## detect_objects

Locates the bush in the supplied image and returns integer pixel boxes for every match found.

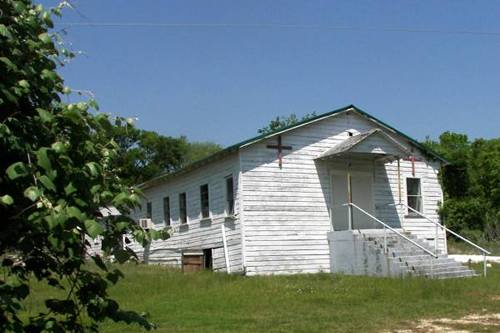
[440,198,485,234]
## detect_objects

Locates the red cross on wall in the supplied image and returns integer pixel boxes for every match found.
[266,135,292,169]
[402,155,422,177]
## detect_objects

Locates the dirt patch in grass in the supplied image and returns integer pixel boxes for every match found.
[389,313,500,333]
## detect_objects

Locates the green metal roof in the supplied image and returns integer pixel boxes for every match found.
[140,104,447,189]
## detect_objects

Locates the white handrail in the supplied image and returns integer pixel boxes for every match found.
[389,202,491,256]
[389,202,490,277]
[343,203,438,258]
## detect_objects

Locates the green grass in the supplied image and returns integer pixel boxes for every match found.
[447,238,500,256]
[22,264,500,333]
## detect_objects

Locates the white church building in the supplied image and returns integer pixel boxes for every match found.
[128,105,479,278]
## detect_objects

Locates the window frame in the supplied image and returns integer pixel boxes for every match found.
[200,184,210,219]
[163,196,170,226]
[179,192,187,224]
[225,175,235,216]
[406,177,423,216]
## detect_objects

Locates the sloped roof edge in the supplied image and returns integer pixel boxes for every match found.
[316,128,412,159]
[139,104,447,189]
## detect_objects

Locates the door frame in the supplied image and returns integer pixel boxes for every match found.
[329,169,375,230]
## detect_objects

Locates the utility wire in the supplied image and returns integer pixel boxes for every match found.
[58,22,500,37]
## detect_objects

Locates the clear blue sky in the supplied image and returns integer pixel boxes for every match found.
[41,0,500,146]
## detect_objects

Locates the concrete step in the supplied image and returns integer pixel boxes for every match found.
[401,257,456,264]
[428,270,478,279]
[389,249,432,257]
[406,268,477,279]
[358,230,479,279]
[370,241,434,254]
[397,261,461,270]
[411,265,470,274]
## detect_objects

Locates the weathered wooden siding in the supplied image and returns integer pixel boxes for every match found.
[240,110,445,275]
[128,154,244,272]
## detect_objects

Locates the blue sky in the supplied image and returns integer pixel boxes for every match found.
[41,0,500,146]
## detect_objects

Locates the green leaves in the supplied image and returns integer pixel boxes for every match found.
[24,186,40,202]
[85,162,101,178]
[37,108,54,123]
[0,195,14,206]
[0,24,13,39]
[64,182,77,196]
[38,32,52,45]
[85,219,104,238]
[39,175,56,192]
[51,141,67,154]
[113,248,136,264]
[0,3,157,332]
[40,68,59,82]
[36,148,52,172]
[105,269,124,284]
[6,162,28,180]
[18,80,29,89]
[0,57,17,71]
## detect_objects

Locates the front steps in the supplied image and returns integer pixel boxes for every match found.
[362,232,478,279]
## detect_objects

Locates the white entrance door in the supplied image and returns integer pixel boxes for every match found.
[331,172,376,230]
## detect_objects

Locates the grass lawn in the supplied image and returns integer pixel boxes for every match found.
[22,263,500,333]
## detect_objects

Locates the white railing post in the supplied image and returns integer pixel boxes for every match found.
[483,254,487,277]
[221,224,231,274]
[430,256,434,278]
[435,223,439,254]
[348,204,352,230]
[383,226,387,254]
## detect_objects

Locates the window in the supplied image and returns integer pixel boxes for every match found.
[163,197,170,226]
[179,193,187,224]
[200,184,210,219]
[203,249,213,270]
[406,178,422,215]
[225,176,234,215]
[146,202,152,219]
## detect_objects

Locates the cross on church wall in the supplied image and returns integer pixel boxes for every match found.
[402,154,422,177]
[266,135,292,169]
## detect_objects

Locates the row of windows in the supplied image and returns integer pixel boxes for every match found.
[146,176,235,226]
[146,176,422,224]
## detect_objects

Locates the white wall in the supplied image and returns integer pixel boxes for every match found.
[128,154,244,272]
[240,110,445,275]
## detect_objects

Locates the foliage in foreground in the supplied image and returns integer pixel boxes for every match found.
[423,132,500,241]
[0,1,165,331]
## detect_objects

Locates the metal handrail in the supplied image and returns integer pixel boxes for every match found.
[389,202,491,276]
[389,203,491,255]
[343,203,438,259]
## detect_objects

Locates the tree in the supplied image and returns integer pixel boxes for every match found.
[112,125,188,185]
[111,127,222,185]
[0,2,163,331]
[422,132,470,198]
[258,112,316,134]
[423,132,500,240]
[183,140,222,165]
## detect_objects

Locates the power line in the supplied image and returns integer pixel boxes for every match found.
[58,22,500,37]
